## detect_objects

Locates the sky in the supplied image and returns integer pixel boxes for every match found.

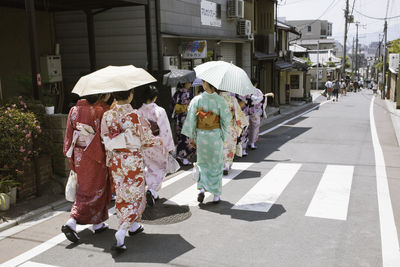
[277,0,400,47]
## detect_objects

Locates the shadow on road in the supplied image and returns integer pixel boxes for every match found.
[199,200,286,222]
[65,228,195,263]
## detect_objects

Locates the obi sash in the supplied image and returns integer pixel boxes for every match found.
[174,104,188,114]
[65,122,95,158]
[196,108,220,130]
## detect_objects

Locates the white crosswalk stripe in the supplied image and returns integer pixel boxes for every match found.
[232,163,302,212]
[19,261,59,267]
[164,162,253,206]
[305,165,354,220]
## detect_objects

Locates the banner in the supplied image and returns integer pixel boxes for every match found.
[182,40,207,59]
[201,0,221,27]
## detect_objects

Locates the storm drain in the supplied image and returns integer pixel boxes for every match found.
[141,199,191,225]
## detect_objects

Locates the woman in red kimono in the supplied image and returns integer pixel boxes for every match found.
[62,94,112,243]
[101,89,161,251]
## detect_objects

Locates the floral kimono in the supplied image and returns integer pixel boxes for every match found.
[138,103,175,192]
[101,104,161,230]
[63,100,111,225]
[181,92,231,196]
[235,94,250,155]
[248,88,267,145]
[219,92,249,168]
[172,87,196,162]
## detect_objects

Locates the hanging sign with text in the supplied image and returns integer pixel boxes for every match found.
[182,40,207,59]
[201,0,221,27]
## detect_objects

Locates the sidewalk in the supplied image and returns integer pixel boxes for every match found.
[385,99,400,147]
[0,98,319,233]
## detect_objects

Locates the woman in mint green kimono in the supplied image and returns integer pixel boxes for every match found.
[182,81,232,203]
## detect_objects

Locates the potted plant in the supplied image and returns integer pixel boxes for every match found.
[43,95,55,114]
[0,174,19,209]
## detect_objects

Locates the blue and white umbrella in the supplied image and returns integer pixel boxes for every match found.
[191,78,202,87]
[194,61,255,96]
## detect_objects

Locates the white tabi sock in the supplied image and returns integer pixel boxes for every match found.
[115,229,127,247]
[149,189,159,199]
[200,188,205,194]
[129,222,141,232]
[66,218,76,232]
[213,195,220,202]
[93,222,107,231]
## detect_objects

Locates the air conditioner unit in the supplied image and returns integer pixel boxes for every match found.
[237,20,251,37]
[163,56,179,70]
[227,0,244,19]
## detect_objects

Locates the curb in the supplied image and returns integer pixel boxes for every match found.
[0,199,69,233]
[260,102,314,128]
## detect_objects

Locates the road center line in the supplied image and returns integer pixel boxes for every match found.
[260,100,329,136]
[305,165,354,220]
[370,95,400,267]
[232,163,301,212]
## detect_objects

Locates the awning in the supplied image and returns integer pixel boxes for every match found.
[275,60,293,70]
[161,33,250,43]
[254,51,278,61]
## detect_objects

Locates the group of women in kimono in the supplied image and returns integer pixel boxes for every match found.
[61,77,273,252]
[62,85,174,251]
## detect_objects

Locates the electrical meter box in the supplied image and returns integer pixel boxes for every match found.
[40,55,62,83]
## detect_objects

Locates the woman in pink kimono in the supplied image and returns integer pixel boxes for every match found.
[62,94,112,243]
[138,86,175,206]
[101,89,161,251]
[218,91,249,175]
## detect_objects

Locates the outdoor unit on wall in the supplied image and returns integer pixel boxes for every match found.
[237,20,251,37]
[40,55,62,83]
[227,0,244,19]
[163,56,179,70]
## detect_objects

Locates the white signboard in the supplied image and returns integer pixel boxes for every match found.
[182,40,207,59]
[201,0,221,27]
[389,53,399,73]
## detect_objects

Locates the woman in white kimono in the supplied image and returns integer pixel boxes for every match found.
[138,86,175,206]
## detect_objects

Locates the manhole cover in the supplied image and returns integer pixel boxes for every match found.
[141,199,191,225]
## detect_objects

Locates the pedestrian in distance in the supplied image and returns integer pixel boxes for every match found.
[181,80,232,204]
[235,93,250,157]
[247,78,274,150]
[325,79,333,100]
[172,82,196,166]
[62,93,112,243]
[372,81,378,94]
[333,80,340,102]
[101,89,162,251]
[340,79,347,96]
[218,90,248,175]
[137,86,175,207]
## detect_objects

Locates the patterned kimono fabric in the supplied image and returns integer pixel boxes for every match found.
[63,100,111,225]
[235,94,250,155]
[101,104,161,230]
[138,103,175,192]
[248,88,266,146]
[181,92,231,196]
[219,92,249,169]
[172,87,196,162]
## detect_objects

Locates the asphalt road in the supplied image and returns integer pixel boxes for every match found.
[1,90,400,267]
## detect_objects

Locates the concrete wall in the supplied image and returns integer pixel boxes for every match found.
[289,70,304,98]
[0,7,55,100]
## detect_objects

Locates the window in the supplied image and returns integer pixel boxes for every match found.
[290,75,300,89]
[307,25,312,32]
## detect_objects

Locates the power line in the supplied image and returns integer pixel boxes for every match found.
[353,8,400,20]
[293,0,339,28]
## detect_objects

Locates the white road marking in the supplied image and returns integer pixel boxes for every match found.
[1,209,115,267]
[260,100,329,136]
[305,165,354,220]
[164,162,253,206]
[232,163,301,212]
[162,169,193,189]
[370,95,400,266]
[19,261,59,266]
[0,211,65,242]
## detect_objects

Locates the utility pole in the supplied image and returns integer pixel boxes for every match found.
[376,34,382,83]
[355,22,360,81]
[352,37,355,77]
[342,0,349,79]
[382,20,388,99]
[316,40,320,90]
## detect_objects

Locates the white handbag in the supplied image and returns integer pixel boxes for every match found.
[192,163,200,182]
[166,154,180,174]
[65,170,77,202]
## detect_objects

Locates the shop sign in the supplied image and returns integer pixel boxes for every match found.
[182,40,207,59]
[201,0,221,27]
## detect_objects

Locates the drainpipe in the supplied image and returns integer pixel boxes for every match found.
[155,0,163,71]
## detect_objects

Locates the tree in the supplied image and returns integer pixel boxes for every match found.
[388,39,400,54]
